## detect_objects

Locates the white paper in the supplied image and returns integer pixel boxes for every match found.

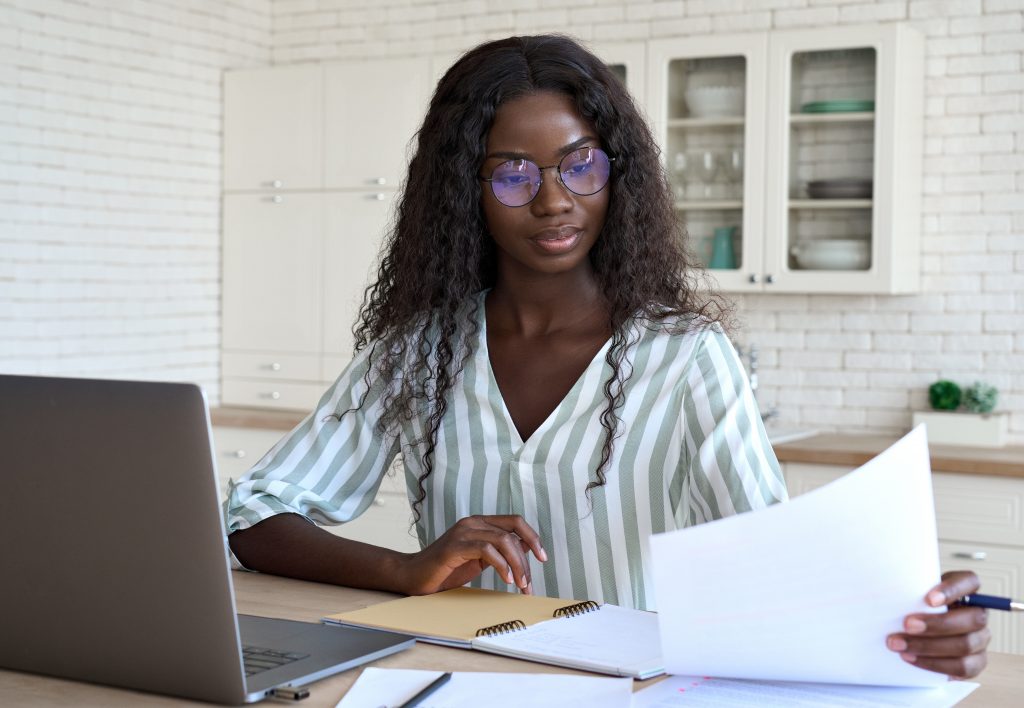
[631,675,979,708]
[336,667,632,708]
[650,426,945,686]
[471,604,664,678]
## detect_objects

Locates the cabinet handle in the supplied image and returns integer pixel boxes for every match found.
[748,273,759,284]
[952,551,987,561]
[266,362,282,371]
[270,179,283,188]
[228,449,246,459]
[375,177,386,185]
[374,193,385,201]
[765,274,776,284]
[262,195,283,203]
[260,391,281,400]
[373,498,386,506]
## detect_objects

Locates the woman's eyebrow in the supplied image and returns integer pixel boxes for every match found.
[485,136,598,161]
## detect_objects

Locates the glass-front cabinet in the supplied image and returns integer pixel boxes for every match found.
[649,24,924,294]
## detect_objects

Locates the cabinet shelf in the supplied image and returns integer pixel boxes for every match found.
[789,199,872,209]
[674,200,743,210]
[789,111,874,126]
[667,117,745,129]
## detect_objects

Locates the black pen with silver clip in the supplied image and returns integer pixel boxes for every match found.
[958,594,1024,612]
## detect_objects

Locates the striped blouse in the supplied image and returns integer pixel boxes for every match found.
[225,292,787,611]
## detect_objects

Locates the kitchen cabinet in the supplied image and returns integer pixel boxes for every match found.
[223,65,323,192]
[221,59,430,410]
[323,59,433,190]
[647,24,923,294]
[212,425,420,553]
[783,462,1024,655]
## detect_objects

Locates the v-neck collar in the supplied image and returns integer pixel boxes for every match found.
[476,290,614,452]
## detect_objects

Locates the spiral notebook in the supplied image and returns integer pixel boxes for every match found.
[322,587,663,679]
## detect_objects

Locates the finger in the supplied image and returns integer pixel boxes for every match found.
[456,527,532,590]
[889,627,991,658]
[902,606,988,638]
[484,515,548,562]
[927,571,981,607]
[469,541,520,587]
[899,651,988,679]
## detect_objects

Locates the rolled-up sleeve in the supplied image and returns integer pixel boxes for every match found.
[224,344,400,534]
[676,327,788,526]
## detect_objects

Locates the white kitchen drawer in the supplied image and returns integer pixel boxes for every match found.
[321,353,352,383]
[212,425,290,491]
[933,473,1024,547]
[939,541,1023,655]
[781,462,851,496]
[223,351,320,382]
[222,379,325,412]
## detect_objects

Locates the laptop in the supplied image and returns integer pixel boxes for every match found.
[0,374,415,704]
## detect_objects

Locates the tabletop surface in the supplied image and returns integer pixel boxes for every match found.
[1,571,1020,706]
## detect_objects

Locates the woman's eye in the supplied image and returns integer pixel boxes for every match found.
[566,162,592,176]
[498,174,531,186]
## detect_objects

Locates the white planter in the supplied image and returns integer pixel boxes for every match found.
[912,411,1009,448]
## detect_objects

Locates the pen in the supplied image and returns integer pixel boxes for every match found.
[396,671,451,708]
[958,594,1024,612]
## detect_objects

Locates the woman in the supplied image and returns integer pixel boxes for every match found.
[227,35,989,679]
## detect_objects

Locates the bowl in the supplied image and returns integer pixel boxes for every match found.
[791,239,870,270]
[806,179,873,199]
[684,85,744,117]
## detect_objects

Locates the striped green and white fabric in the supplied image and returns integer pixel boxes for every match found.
[225,292,787,611]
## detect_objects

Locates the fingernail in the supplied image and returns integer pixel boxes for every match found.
[506,569,514,584]
[887,637,907,652]
[539,547,548,562]
[521,574,529,588]
[901,652,917,663]
[906,618,926,634]
[927,590,946,606]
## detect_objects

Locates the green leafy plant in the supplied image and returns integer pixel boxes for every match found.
[963,381,998,414]
[928,380,962,411]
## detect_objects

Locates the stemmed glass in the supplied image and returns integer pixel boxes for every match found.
[671,152,688,201]
[693,150,719,200]
[722,148,744,200]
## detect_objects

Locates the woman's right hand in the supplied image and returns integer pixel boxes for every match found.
[397,515,547,596]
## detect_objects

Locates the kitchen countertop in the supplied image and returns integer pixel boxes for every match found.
[212,408,1023,480]
[774,433,1024,480]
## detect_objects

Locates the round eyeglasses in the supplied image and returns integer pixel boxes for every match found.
[480,147,615,207]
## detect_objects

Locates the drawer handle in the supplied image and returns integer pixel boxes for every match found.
[228,449,246,459]
[265,362,282,371]
[373,498,385,506]
[952,551,987,561]
[260,391,281,400]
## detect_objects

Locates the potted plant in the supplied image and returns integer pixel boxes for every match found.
[912,380,1008,447]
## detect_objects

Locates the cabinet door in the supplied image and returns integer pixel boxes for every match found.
[647,34,768,293]
[223,65,323,191]
[222,193,323,353]
[763,24,923,293]
[781,461,851,496]
[323,58,432,190]
[321,191,398,360]
[588,40,647,107]
[211,425,287,495]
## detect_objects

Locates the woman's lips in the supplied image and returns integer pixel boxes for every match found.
[531,227,582,255]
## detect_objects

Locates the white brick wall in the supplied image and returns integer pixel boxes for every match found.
[3,0,1021,442]
[1,0,272,400]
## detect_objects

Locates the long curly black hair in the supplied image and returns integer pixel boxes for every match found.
[352,34,729,518]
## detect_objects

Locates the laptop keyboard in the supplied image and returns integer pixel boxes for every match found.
[242,645,310,676]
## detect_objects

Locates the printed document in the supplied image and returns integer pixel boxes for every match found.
[650,426,946,687]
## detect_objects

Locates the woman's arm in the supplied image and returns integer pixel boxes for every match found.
[228,512,547,595]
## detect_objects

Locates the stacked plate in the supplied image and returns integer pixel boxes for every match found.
[791,239,870,270]
[806,179,873,199]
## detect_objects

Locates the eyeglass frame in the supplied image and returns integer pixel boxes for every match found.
[478,146,617,207]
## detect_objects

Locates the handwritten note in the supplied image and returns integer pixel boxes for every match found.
[650,426,946,687]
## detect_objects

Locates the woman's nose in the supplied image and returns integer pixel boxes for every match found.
[530,168,573,215]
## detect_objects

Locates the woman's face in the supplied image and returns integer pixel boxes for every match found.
[480,91,610,281]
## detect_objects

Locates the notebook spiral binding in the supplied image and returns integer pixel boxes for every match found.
[475,619,527,637]
[553,600,600,618]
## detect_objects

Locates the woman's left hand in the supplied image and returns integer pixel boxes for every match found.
[887,570,990,679]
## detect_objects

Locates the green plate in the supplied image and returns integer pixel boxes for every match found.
[801,100,875,113]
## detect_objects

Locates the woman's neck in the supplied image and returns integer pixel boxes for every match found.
[487,267,608,338]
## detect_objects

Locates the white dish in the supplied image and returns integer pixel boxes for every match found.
[791,239,870,270]
[684,85,744,117]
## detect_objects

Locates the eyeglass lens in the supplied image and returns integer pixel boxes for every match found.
[488,147,611,207]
